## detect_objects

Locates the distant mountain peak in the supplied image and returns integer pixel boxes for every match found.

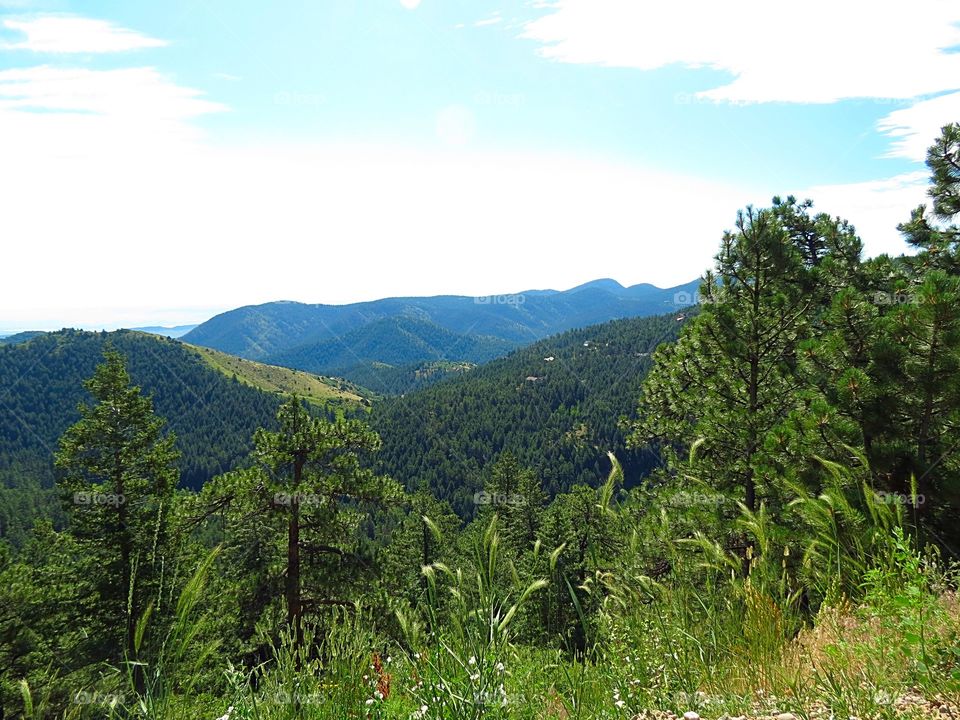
[566,278,627,294]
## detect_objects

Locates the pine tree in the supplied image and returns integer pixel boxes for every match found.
[880,124,960,535]
[869,270,960,525]
[54,349,179,690]
[484,452,547,554]
[898,122,960,274]
[203,397,403,652]
[925,123,960,222]
[632,206,810,511]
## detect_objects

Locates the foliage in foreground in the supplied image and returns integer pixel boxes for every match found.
[18,468,960,719]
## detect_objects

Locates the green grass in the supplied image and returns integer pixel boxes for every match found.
[20,517,960,719]
[188,344,369,408]
[17,455,960,719]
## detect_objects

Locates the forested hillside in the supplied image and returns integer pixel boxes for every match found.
[371,312,684,515]
[265,316,516,393]
[0,330,349,546]
[328,358,479,396]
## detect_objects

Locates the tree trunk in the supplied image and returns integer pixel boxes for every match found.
[915,319,941,513]
[287,455,304,658]
[115,448,143,695]
[745,265,761,514]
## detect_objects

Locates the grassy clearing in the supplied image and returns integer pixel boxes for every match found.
[188,344,368,408]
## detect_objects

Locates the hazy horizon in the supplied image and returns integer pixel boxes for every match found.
[0,274,700,333]
[3,1,954,328]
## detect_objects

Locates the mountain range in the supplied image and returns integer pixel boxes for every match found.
[0,277,698,541]
[183,278,698,392]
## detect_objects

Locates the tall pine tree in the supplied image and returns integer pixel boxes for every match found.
[55,349,178,690]
[632,206,810,510]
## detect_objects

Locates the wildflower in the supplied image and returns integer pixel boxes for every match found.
[372,652,392,699]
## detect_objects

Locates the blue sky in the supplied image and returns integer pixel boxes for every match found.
[2,0,959,329]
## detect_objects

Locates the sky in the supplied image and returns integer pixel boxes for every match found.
[1,0,959,331]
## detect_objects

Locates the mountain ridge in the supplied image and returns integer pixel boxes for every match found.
[183,278,699,388]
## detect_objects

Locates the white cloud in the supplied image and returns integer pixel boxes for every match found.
[0,66,226,160]
[522,0,960,104]
[877,91,960,162]
[0,54,233,328]
[1,15,167,53]
[801,171,929,258]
